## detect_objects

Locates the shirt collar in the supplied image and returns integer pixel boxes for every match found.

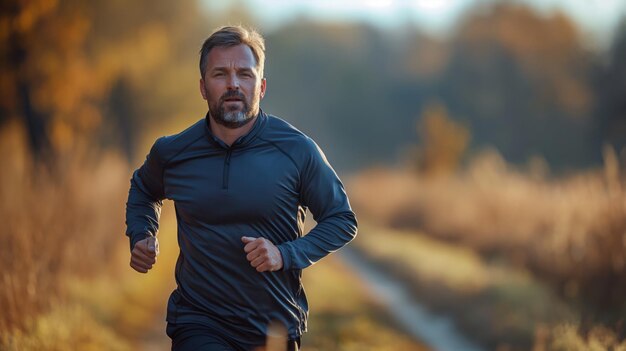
[204,109,267,148]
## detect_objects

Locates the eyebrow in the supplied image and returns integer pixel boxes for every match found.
[211,66,256,73]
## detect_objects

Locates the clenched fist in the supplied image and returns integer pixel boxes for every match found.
[130,236,159,273]
[242,236,283,272]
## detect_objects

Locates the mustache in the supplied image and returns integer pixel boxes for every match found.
[220,90,246,102]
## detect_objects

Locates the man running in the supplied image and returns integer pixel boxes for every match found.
[125,25,357,351]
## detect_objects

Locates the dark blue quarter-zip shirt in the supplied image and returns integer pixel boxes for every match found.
[125,110,357,345]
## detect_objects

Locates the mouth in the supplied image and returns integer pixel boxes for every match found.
[222,92,245,103]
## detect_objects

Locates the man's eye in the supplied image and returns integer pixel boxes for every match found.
[213,72,225,77]
[240,72,253,78]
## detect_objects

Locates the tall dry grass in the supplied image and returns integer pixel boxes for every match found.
[349,148,626,324]
[351,223,626,350]
[0,120,129,335]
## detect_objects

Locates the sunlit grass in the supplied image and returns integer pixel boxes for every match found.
[0,122,178,350]
[2,304,132,351]
[0,121,128,334]
[68,204,178,342]
[543,324,626,351]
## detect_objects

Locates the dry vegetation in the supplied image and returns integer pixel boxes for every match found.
[351,222,626,350]
[0,121,128,333]
[349,147,626,346]
[0,122,175,350]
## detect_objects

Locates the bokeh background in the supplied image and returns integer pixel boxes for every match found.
[2,0,626,350]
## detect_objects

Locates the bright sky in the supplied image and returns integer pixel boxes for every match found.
[203,0,626,47]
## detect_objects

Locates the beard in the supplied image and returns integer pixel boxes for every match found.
[210,90,259,129]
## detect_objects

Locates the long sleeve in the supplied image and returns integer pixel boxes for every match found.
[125,138,166,251]
[277,139,358,270]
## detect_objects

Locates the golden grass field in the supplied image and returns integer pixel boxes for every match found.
[347,148,626,350]
[351,222,626,350]
[1,121,625,350]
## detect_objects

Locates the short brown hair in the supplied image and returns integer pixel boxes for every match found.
[199,26,266,78]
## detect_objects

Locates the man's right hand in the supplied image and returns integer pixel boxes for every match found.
[130,236,159,273]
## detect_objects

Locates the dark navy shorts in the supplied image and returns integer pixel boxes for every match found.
[166,323,300,351]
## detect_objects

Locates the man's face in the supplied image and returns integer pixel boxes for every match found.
[200,44,266,129]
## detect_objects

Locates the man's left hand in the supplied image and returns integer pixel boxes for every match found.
[241,236,283,272]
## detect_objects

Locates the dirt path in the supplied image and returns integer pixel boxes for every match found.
[338,248,486,351]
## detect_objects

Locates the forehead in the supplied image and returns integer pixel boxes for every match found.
[205,44,258,71]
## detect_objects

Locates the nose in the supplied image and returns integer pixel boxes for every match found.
[226,73,240,90]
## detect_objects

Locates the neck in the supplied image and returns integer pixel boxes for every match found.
[208,113,258,146]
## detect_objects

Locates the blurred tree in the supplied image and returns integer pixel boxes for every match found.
[415,102,470,176]
[400,30,449,82]
[87,0,213,162]
[264,22,431,171]
[439,3,596,170]
[104,77,138,161]
[1,1,605,172]
[262,4,603,172]
[0,0,96,163]
[0,0,218,164]
[595,18,626,161]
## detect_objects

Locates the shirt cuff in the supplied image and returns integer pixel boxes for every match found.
[277,243,293,271]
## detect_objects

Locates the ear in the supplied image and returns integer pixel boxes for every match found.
[199,78,208,100]
[259,78,267,100]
